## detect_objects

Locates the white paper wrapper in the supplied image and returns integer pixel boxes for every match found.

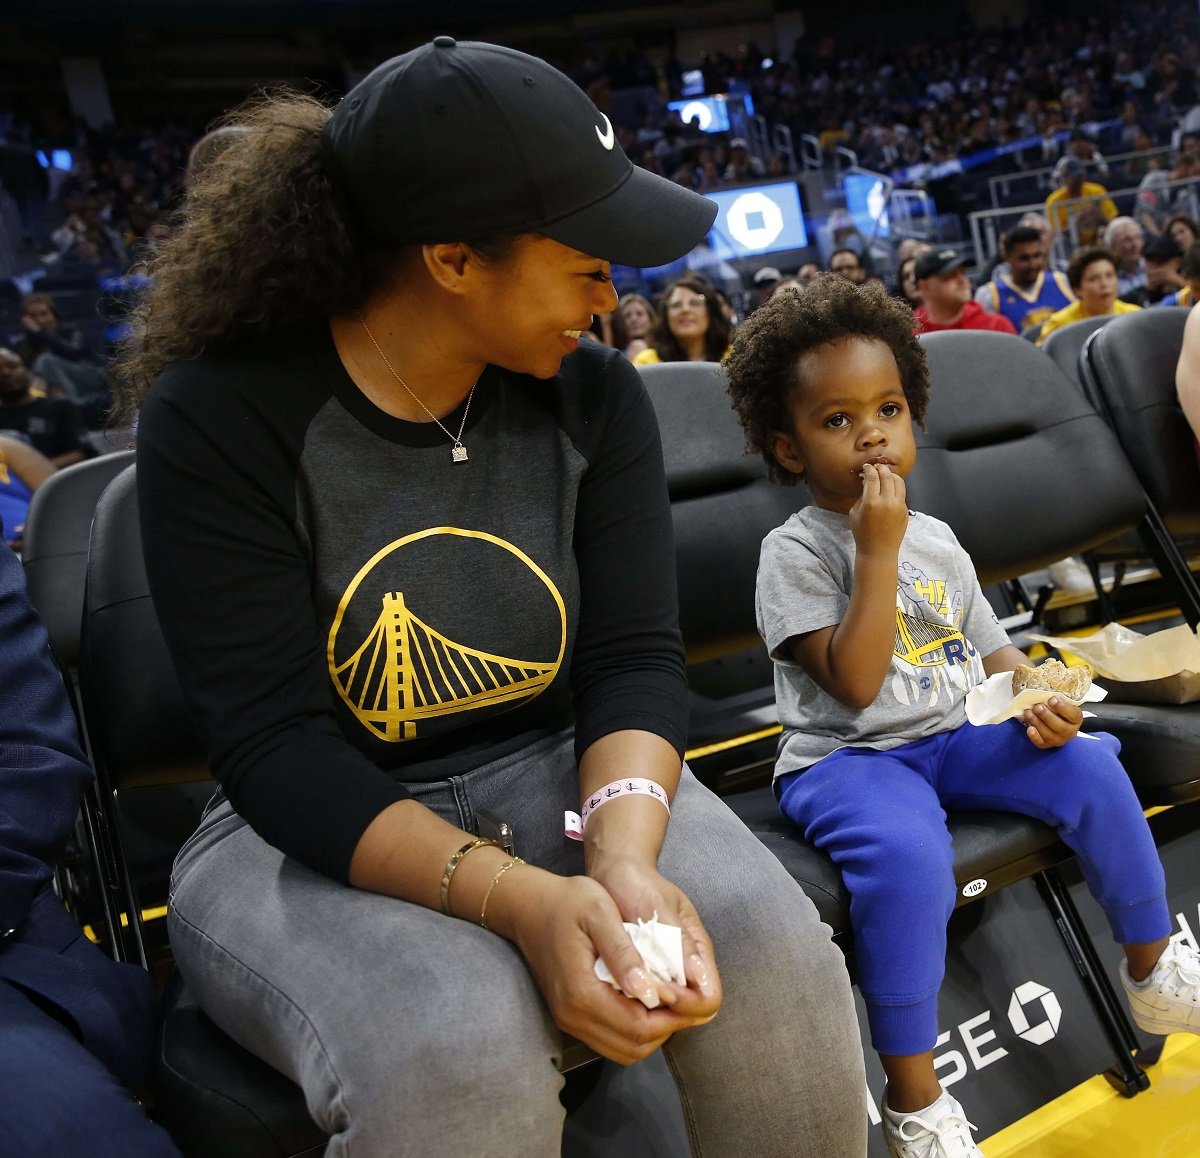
[965,671,1107,726]
[1028,624,1200,680]
[594,913,686,999]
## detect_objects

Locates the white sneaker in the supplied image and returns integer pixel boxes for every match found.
[1121,939,1200,1035]
[882,1087,984,1157]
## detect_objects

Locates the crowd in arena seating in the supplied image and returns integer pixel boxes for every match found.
[588,1,1200,208]
[2,0,1200,460]
[4,0,1198,271]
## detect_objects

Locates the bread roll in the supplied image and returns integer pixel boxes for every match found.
[1011,658,1092,701]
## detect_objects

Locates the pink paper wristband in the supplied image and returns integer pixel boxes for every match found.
[583,778,671,825]
[564,778,671,840]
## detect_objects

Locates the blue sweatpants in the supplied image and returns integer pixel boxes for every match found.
[777,721,1171,1056]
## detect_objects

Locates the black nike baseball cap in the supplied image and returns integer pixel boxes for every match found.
[322,38,718,268]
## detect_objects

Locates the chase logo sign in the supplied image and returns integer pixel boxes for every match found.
[1007,981,1062,1045]
[707,181,808,258]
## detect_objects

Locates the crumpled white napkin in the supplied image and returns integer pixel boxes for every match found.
[594,912,686,1001]
[965,670,1107,726]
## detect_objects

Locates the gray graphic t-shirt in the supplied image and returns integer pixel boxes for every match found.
[756,507,1011,778]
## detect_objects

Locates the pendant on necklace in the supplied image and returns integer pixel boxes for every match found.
[452,443,469,463]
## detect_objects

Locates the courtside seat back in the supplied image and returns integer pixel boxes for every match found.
[22,450,136,668]
[1082,308,1200,537]
[81,463,327,1154]
[1039,314,1113,390]
[81,465,207,789]
[638,360,807,664]
[909,331,1146,583]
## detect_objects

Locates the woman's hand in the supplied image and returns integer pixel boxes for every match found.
[588,852,720,1010]
[1021,695,1082,749]
[500,867,720,1065]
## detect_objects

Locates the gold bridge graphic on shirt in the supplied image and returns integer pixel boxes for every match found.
[333,592,557,741]
[893,608,967,667]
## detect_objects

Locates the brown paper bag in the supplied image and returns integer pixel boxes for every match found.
[1027,624,1200,705]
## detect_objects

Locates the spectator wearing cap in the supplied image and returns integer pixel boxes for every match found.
[723,137,764,181]
[1045,156,1118,247]
[116,36,867,1156]
[753,266,782,306]
[1037,246,1141,344]
[912,249,1018,335]
[1161,241,1200,308]
[828,248,867,285]
[1103,218,1147,296]
[1121,234,1184,308]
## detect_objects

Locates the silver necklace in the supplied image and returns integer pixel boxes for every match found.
[358,316,476,463]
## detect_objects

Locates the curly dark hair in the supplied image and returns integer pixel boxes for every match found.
[112,90,516,419]
[112,93,363,416]
[724,273,929,485]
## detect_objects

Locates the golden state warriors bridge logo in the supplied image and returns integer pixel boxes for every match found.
[327,528,566,742]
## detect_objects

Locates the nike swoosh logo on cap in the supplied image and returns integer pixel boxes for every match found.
[595,113,615,151]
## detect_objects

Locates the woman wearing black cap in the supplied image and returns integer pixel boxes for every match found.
[117,39,864,1156]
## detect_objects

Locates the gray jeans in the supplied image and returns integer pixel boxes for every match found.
[169,731,866,1157]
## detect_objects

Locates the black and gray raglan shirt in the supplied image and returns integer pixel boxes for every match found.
[138,329,687,883]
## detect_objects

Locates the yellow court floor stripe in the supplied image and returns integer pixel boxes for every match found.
[980,1035,1200,1156]
[684,724,781,762]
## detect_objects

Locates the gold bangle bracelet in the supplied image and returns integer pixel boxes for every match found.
[439,837,501,916]
[478,857,525,931]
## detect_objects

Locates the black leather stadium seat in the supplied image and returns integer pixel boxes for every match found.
[80,466,327,1156]
[639,360,804,773]
[1039,314,1113,389]
[1041,313,1186,597]
[1076,309,1200,806]
[914,330,1200,809]
[1080,307,1200,547]
[22,450,135,668]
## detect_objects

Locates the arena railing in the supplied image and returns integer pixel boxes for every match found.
[969,172,1200,270]
[987,144,1176,209]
